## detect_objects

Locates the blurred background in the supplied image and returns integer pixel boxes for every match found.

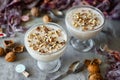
[0,0,120,47]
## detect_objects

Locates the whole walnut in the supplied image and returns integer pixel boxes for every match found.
[89,73,103,80]
[0,47,5,56]
[31,7,40,17]
[87,63,100,74]
[5,52,16,62]
[43,15,52,23]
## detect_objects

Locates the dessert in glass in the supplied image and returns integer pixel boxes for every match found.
[65,5,105,52]
[24,22,68,73]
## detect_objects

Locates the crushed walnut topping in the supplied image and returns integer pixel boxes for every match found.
[72,9,101,31]
[27,25,66,54]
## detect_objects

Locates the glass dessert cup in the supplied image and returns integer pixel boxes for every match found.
[65,5,105,52]
[24,22,68,73]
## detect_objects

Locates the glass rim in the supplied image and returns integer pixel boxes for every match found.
[65,5,105,32]
[24,22,68,55]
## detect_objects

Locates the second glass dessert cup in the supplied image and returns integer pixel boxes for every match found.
[65,5,105,52]
[24,22,68,73]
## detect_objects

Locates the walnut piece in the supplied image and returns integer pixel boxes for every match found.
[0,47,5,56]
[84,59,91,67]
[31,7,40,17]
[43,15,52,23]
[89,73,103,80]
[5,52,16,62]
[87,63,100,74]
[5,47,13,53]
[13,45,24,53]
[93,59,102,65]
[4,40,14,48]
[85,59,103,80]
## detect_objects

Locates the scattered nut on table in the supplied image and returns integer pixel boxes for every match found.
[13,45,24,53]
[43,15,52,23]
[89,73,103,80]
[4,40,14,48]
[87,63,100,73]
[5,47,13,53]
[1,39,25,62]
[30,7,40,17]
[84,59,103,80]
[0,47,5,56]
[5,52,16,62]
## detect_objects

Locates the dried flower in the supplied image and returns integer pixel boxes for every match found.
[21,14,30,22]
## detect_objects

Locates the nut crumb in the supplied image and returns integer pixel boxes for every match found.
[72,10,101,31]
[43,15,52,23]
[27,25,66,54]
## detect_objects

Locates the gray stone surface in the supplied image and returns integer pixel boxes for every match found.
[0,18,120,80]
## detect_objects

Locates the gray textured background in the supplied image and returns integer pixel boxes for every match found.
[0,18,120,80]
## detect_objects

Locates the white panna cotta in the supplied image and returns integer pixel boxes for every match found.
[25,23,67,62]
[65,6,104,40]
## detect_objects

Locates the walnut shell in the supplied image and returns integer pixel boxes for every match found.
[4,40,14,48]
[87,63,100,74]
[5,48,13,53]
[31,7,40,17]
[43,15,52,23]
[13,45,24,53]
[5,52,16,62]
[89,73,103,80]
[0,47,5,56]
